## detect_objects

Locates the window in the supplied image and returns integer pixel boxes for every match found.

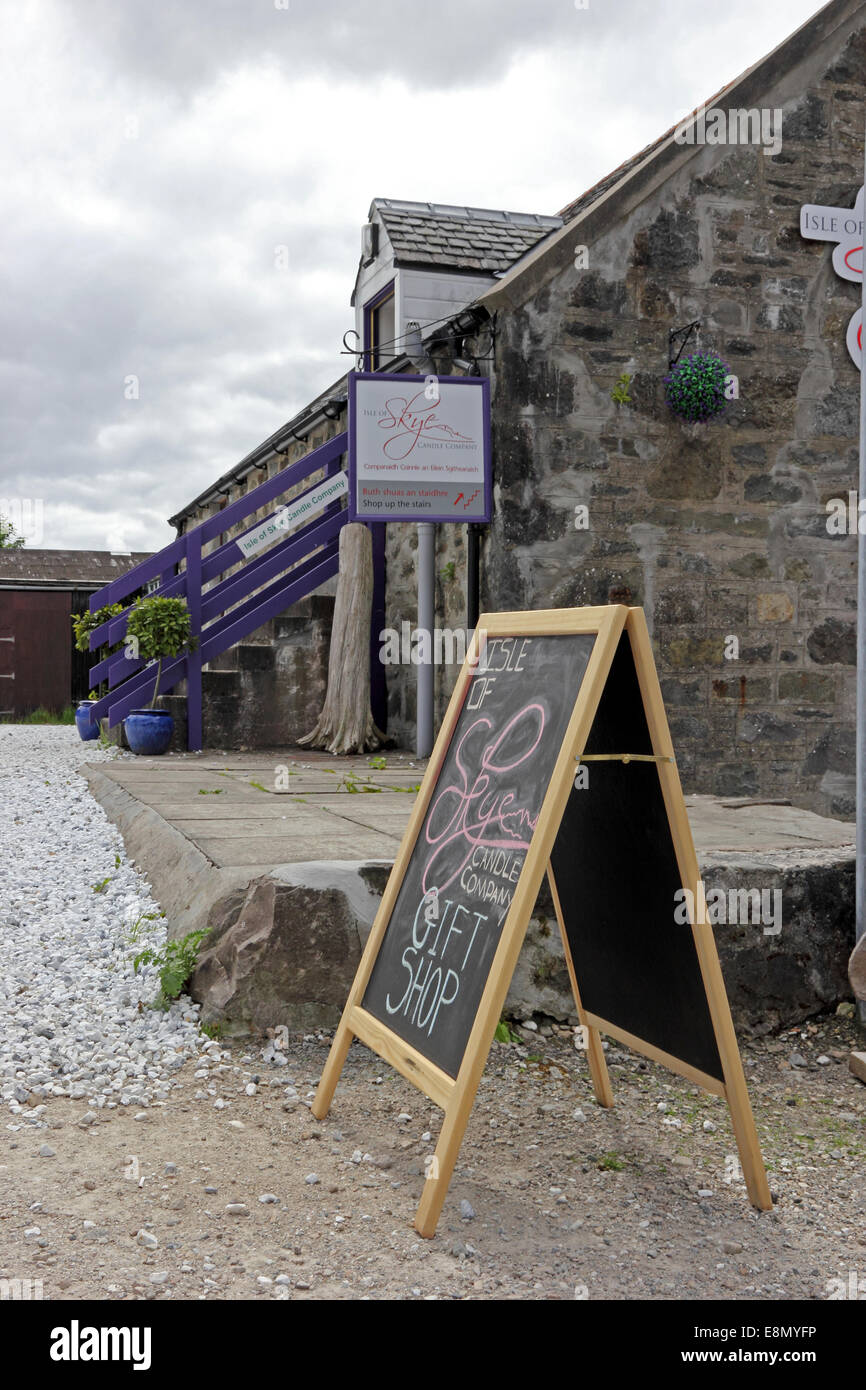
[364,281,396,371]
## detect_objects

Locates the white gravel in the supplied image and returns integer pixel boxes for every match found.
[0,725,202,1126]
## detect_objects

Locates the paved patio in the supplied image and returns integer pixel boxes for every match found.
[82,749,855,873]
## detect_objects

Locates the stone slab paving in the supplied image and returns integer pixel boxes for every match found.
[81,749,856,1034]
[83,751,855,872]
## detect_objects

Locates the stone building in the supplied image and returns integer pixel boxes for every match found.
[168,0,865,818]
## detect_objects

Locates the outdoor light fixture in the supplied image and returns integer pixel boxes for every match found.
[453,357,475,374]
[361,221,378,265]
[404,321,425,363]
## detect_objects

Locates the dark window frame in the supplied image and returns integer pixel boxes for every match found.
[363,280,396,371]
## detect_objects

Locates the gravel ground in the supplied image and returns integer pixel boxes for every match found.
[0,727,864,1302]
[0,726,203,1117]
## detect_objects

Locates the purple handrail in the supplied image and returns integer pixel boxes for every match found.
[86,431,349,749]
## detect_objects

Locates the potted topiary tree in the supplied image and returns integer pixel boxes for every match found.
[123,596,197,756]
[72,603,124,740]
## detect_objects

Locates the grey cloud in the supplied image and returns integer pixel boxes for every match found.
[63,0,606,94]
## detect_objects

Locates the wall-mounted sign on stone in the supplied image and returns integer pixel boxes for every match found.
[348,371,491,522]
[800,187,863,370]
[236,471,348,560]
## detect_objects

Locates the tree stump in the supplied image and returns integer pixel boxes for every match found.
[299,522,386,755]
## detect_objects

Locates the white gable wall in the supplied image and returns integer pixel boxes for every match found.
[353,210,496,361]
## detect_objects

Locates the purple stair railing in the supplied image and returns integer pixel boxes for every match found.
[85,432,348,750]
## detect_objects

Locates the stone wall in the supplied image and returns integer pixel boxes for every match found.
[469,21,865,819]
[160,597,334,750]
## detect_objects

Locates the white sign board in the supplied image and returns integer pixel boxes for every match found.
[800,187,863,370]
[348,372,491,522]
[236,471,348,560]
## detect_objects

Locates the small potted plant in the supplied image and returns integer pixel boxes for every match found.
[123,596,197,756]
[663,351,730,424]
[72,604,123,740]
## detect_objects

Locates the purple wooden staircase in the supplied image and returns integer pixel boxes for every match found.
[85,433,350,750]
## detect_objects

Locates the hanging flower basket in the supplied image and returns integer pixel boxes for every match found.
[663,351,730,424]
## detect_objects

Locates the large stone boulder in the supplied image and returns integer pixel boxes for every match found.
[189,863,382,1034]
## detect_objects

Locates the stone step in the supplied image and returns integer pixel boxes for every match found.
[81,759,857,1038]
[142,593,336,749]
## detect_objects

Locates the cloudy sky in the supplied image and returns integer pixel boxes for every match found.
[1,0,823,553]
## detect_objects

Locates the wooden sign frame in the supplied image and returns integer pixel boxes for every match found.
[313,605,770,1235]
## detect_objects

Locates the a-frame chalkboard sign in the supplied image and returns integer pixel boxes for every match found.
[313,606,771,1236]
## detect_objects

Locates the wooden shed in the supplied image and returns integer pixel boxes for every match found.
[0,550,150,717]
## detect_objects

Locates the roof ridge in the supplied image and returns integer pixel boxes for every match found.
[372,197,561,227]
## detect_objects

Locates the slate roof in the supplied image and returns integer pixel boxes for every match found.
[0,549,152,587]
[373,199,563,275]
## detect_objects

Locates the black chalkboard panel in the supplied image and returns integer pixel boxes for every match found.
[550,633,724,1082]
[363,633,595,1078]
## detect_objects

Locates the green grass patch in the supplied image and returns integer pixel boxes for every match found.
[1,705,76,725]
[596,1151,626,1172]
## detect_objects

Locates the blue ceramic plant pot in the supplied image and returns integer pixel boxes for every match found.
[125,708,174,756]
[75,700,99,742]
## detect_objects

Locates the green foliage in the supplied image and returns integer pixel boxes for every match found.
[439,560,456,583]
[200,1022,222,1040]
[91,877,111,894]
[125,596,197,709]
[325,766,417,795]
[367,756,387,770]
[596,1151,626,1171]
[125,909,164,945]
[125,596,195,663]
[72,604,124,654]
[249,780,268,793]
[494,1018,520,1044]
[343,770,381,794]
[1,705,76,725]
[610,373,632,406]
[0,514,25,549]
[198,788,225,795]
[663,351,730,424]
[133,928,209,1011]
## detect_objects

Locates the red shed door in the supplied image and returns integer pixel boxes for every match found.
[0,591,72,715]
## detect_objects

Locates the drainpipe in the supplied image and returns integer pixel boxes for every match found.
[857,132,866,1026]
[417,522,435,757]
[467,524,480,632]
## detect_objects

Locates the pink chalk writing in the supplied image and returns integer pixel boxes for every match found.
[422,703,546,894]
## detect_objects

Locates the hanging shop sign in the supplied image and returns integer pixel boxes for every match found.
[800,187,863,370]
[348,371,491,523]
